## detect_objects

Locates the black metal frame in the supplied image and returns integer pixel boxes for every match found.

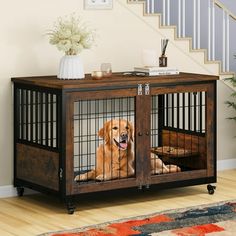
[13,83,61,151]
[73,97,135,184]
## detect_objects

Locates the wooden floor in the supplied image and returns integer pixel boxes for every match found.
[0,169,235,236]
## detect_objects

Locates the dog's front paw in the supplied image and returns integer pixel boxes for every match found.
[95,174,105,181]
[96,174,111,181]
[74,174,88,182]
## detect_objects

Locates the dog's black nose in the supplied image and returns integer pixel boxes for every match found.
[120,133,128,140]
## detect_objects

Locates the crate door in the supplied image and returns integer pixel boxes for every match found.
[67,90,138,194]
[149,84,215,184]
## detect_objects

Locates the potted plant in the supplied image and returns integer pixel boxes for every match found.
[48,14,95,79]
[225,55,236,121]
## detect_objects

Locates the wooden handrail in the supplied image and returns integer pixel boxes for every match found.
[128,0,236,20]
[214,0,236,20]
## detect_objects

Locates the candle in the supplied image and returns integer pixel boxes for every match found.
[142,49,158,67]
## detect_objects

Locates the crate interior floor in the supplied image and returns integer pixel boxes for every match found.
[0,169,235,236]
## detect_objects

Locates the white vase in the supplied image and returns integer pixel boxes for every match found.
[57,55,85,79]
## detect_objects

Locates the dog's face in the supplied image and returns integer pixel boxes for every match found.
[98,119,134,150]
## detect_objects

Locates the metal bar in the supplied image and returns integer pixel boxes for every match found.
[177,93,180,129]
[30,90,33,142]
[171,93,174,128]
[194,92,197,132]
[35,92,38,144]
[95,99,99,179]
[56,94,59,149]
[102,99,106,180]
[166,94,169,126]
[182,93,185,130]
[119,98,122,178]
[26,90,29,141]
[88,100,91,178]
[151,96,154,148]
[109,99,113,179]
[20,89,24,140]
[126,97,129,175]
[158,95,164,147]
[15,88,20,141]
[203,92,206,133]
[188,93,191,131]
[199,92,203,133]
[79,101,83,179]
[40,92,44,145]
[50,93,54,147]
[154,96,157,172]
[45,93,49,146]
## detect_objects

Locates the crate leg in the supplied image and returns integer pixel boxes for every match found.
[207,184,216,195]
[65,199,76,214]
[16,187,24,197]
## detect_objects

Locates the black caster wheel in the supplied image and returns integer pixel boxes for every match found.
[66,201,76,214]
[16,187,24,197]
[207,184,216,195]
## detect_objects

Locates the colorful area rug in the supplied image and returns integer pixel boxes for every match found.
[41,200,236,236]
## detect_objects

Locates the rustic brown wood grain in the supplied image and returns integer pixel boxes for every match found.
[11,73,218,90]
[160,129,206,169]
[16,143,59,190]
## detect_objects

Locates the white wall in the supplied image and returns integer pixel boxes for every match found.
[0,0,233,188]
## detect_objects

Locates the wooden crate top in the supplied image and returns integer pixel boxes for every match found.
[11,72,218,90]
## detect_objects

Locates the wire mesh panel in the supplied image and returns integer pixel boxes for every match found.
[16,88,58,149]
[151,91,206,175]
[73,97,135,184]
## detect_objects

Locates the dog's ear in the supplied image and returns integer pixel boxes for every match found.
[128,121,134,142]
[98,121,110,144]
[98,127,104,139]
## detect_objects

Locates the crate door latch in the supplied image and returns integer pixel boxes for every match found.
[145,83,150,95]
[59,168,63,179]
[137,84,143,95]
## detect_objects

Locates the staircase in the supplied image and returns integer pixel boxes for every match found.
[117,0,236,167]
[127,0,236,80]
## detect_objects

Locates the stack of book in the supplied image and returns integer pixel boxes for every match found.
[134,66,179,76]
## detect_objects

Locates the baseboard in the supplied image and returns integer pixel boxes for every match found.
[1,159,236,198]
[0,185,18,198]
[217,158,236,171]
[0,185,37,199]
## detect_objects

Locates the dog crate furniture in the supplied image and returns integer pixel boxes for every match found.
[12,72,217,214]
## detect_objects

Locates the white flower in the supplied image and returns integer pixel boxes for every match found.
[57,40,72,53]
[48,14,95,55]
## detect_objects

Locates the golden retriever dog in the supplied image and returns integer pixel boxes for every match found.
[74,119,180,182]
[74,119,135,182]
